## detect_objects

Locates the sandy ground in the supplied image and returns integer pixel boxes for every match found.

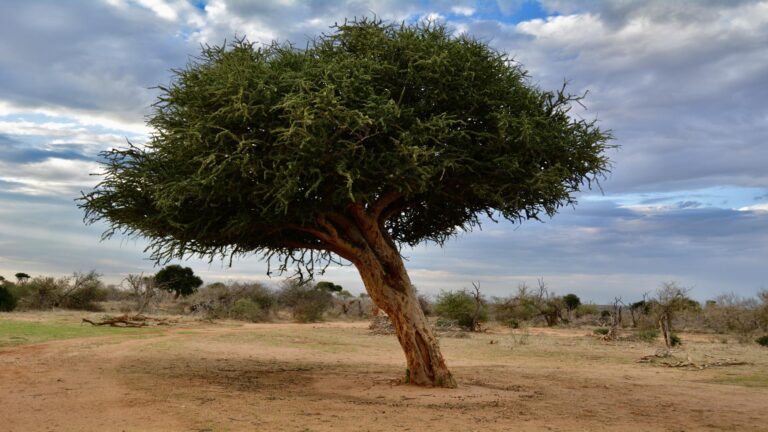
[1,317,767,431]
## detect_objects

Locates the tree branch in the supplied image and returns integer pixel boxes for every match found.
[371,191,403,221]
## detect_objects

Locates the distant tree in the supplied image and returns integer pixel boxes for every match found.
[316,281,343,293]
[654,282,692,347]
[154,265,203,298]
[0,285,16,311]
[563,293,581,318]
[124,274,158,314]
[79,18,611,387]
[15,272,30,284]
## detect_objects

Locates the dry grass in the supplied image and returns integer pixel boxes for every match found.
[1,312,767,431]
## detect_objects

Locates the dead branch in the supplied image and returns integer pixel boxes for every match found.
[81,314,175,328]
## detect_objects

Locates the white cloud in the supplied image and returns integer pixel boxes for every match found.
[738,203,768,212]
[450,6,475,16]
[0,158,100,196]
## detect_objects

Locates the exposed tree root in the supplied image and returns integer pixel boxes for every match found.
[637,351,749,369]
[81,314,175,328]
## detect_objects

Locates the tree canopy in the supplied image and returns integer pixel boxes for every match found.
[154,265,203,298]
[80,18,611,275]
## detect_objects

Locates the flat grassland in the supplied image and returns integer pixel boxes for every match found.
[1,312,767,431]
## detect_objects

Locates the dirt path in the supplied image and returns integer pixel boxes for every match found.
[1,321,767,431]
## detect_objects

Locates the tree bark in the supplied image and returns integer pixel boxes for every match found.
[354,248,456,387]
[340,204,456,388]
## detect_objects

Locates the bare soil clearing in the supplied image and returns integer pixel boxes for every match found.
[1,313,767,431]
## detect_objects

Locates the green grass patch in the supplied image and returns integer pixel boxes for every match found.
[705,373,768,388]
[0,319,158,347]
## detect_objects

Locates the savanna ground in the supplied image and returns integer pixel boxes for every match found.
[1,312,767,431]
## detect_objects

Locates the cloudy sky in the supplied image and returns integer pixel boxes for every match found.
[1,0,766,302]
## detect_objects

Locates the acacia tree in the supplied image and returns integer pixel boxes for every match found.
[155,264,203,298]
[80,19,611,387]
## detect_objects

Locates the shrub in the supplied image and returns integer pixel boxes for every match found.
[669,333,682,346]
[19,272,106,311]
[231,298,269,322]
[637,328,659,342]
[278,281,333,323]
[434,290,487,331]
[190,282,277,319]
[0,286,16,311]
[22,277,64,309]
[593,328,609,335]
[755,335,768,347]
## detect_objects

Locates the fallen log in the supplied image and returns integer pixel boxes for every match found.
[82,316,147,327]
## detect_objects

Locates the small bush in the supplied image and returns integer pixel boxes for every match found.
[231,298,268,322]
[593,328,609,335]
[755,335,768,347]
[0,286,17,311]
[669,333,682,346]
[637,328,659,342]
[575,303,600,318]
[434,290,487,331]
[278,282,333,323]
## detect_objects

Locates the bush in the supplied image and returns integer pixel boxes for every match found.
[190,282,277,319]
[593,328,609,335]
[434,290,487,331]
[575,303,600,318]
[756,335,768,347]
[669,333,682,346]
[18,272,106,311]
[0,286,16,311]
[637,328,659,342]
[231,298,269,322]
[278,281,333,323]
[22,277,64,309]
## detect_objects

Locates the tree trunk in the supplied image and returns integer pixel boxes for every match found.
[354,248,456,387]
[343,208,455,387]
[309,204,456,387]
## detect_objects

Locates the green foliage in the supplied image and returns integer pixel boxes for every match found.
[278,281,333,322]
[191,282,276,319]
[15,272,30,284]
[434,290,487,330]
[600,310,611,319]
[563,293,581,311]
[0,286,16,311]
[637,328,659,342]
[231,298,269,322]
[756,335,768,347]
[0,320,151,347]
[593,328,609,335]
[669,333,682,346]
[154,265,203,298]
[19,272,106,311]
[22,277,63,309]
[630,300,651,315]
[574,303,600,318]
[316,281,343,293]
[79,17,611,276]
